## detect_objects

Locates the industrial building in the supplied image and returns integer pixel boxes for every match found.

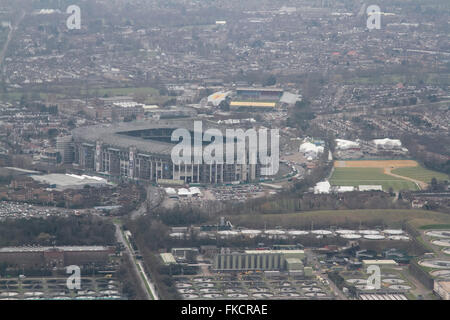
[31,173,110,191]
[160,253,177,266]
[434,281,450,300]
[212,249,305,272]
[171,248,199,260]
[71,120,269,184]
[0,246,113,268]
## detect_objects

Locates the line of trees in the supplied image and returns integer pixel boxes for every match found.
[0,215,116,246]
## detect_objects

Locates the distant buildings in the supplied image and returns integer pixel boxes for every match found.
[56,136,74,164]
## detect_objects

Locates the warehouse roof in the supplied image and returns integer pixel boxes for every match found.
[160,253,176,265]
[0,246,109,253]
[31,173,109,190]
[237,87,284,92]
[245,250,304,255]
[362,259,398,265]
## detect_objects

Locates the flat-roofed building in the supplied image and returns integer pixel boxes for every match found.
[31,173,109,191]
[0,246,112,268]
[160,253,177,265]
[171,248,199,260]
[434,281,450,300]
[213,249,305,272]
[362,259,398,266]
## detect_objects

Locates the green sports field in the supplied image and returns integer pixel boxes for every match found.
[391,166,449,183]
[227,209,450,230]
[330,168,419,191]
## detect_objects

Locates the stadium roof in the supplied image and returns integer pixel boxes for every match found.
[72,120,269,157]
[236,87,284,92]
[72,120,220,157]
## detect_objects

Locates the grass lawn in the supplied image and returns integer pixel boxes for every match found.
[88,87,171,105]
[89,86,159,97]
[226,209,450,230]
[392,166,449,183]
[2,86,171,105]
[330,168,419,191]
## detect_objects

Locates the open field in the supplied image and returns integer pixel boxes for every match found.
[2,86,170,105]
[331,160,435,191]
[392,167,449,183]
[227,209,450,230]
[334,160,419,168]
[330,167,419,191]
[88,86,159,97]
[87,87,170,105]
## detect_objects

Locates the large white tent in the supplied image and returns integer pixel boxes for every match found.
[335,139,360,150]
[372,138,402,149]
[299,142,324,159]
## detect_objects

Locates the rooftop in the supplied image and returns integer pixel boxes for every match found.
[0,246,109,253]
[160,253,176,265]
[72,120,227,157]
[31,173,109,190]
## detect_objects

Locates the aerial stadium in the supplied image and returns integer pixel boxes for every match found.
[71,120,277,185]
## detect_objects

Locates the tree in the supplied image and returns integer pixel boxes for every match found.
[264,75,276,86]
[36,232,52,245]
[430,178,438,191]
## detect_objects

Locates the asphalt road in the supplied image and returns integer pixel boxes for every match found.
[305,249,347,300]
[114,223,158,300]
